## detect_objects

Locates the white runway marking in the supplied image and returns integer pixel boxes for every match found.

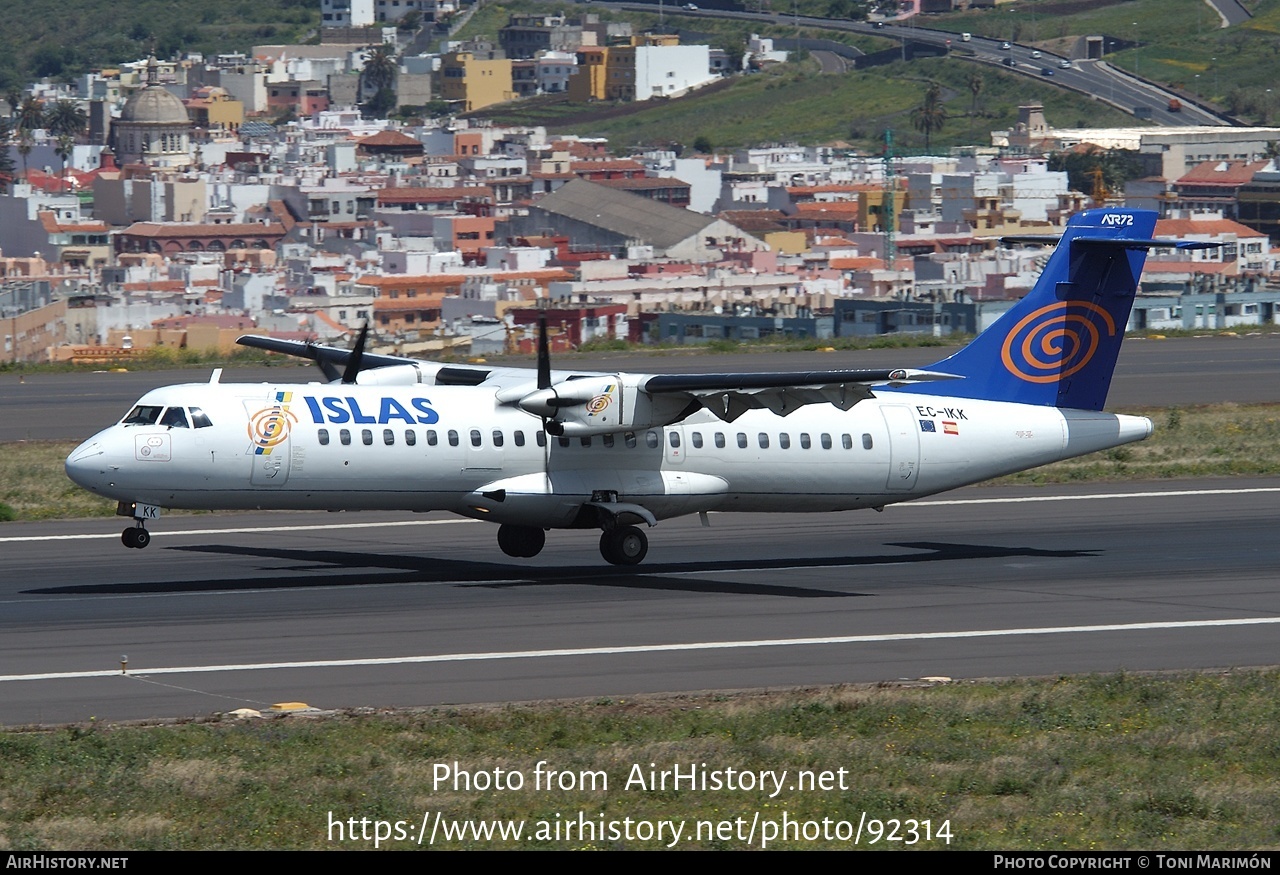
[3,486,1278,544]
[4,616,1278,683]
[908,487,1280,506]
[0,518,475,543]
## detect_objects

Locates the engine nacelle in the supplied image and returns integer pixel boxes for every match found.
[517,374,689,436]
[353,364,429,386]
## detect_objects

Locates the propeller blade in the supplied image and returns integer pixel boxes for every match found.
[342,322,369,385]
[536,312,551,391]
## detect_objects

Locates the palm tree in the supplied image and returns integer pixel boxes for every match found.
[0,117,15,193]
[16,127,33,180]
[967,71,984,117]
[17,97,44,133]
[54,133,75,186]
[911,82,947,152]
[45,100,87,139]
[360,44,397,101]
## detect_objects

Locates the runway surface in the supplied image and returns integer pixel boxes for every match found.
[4,334,1279,725]
[5,334,1280,443]
[3,479,1278,725]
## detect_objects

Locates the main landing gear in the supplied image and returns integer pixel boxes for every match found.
[497,524,546,558]
[495,523,649,565]
[600,525,648,566]
[121,523,151,549]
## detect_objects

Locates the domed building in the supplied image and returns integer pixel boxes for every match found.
[111,58,192,169]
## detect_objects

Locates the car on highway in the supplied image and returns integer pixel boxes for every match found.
[1030,50,1041,59]
[1040,67,1054,76]
[1059,59,1072,68]
[1002,57,1016,67]
[1000,42,1011,50]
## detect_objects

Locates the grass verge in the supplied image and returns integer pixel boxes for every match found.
[2,673,1278,849]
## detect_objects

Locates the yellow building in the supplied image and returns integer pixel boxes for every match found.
[569,47,609,102]
[439,51,515,112]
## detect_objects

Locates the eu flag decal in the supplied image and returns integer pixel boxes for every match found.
[919,420,936,432]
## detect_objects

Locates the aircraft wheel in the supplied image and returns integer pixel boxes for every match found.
[122,527,150,549]
[600,526,647,566]
[497,524,545,558]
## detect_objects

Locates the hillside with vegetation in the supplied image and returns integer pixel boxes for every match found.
[0,0,318,93]
[928,0,1280,123]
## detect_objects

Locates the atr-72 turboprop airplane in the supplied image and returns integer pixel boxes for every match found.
[66,208,1209,565]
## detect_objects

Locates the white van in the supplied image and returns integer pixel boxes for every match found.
[961,32,972,41]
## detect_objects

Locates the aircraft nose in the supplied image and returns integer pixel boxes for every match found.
[65,439,107,491]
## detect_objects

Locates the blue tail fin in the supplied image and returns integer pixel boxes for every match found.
[913,208,1169,411]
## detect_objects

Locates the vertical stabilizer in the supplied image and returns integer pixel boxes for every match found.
[913,208,1159,411]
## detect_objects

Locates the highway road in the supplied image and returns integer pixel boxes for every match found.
[605,1,1232,126]
[2,334,1279,725]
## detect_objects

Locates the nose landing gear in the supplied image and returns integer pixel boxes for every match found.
[121,524,151,549]
[116,501,158,549]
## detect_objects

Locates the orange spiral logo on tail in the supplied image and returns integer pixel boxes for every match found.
[1000,302,1117,384]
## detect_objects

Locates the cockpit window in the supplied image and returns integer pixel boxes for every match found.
[122,405,163,426]
[189,407,213,428]
[160,407,190,428]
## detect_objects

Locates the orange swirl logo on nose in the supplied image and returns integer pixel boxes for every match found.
[1000,302,1117,383]
[247,405,297,453]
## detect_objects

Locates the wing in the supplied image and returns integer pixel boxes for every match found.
[510,367,959,436]
[638,369,958,420]
[237,334,958,434]
[237,334,512,387]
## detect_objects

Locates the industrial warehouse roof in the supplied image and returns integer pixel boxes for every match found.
[528,178,715,248]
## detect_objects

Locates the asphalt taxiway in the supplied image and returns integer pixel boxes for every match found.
[2,479,1278,725]
[2,335,1278,724]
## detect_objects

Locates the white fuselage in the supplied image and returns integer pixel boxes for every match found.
[65,380,1153,527]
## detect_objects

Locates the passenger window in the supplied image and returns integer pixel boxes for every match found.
[362,429,373,446]
[737,433,748,449]
[580,437,592,448]
[536,431,546,447]
[646,431,660,449]
[470,429,482,448]
[448,430,459,447]
[758,433,769,449]
[821,433,832,450]
[405,430,416,446]
[779,433,790,450]
[427,429,438,446]
[492,429,504,447]
[669,432,680,448]
[514,431,525,447]
[318,428,330,446]
[715,432,726,449]
[602,434,614,448]
[122,405,163,425]
[189,407,213,428]
[160,407,189,428]
[691,432,703,449]
[558,436,571,448]
[340,429,352,446]
[625,432,637,448]
[862,433,874,450]
[800,433,811,449]
[842,434,853,450]
[383,428,395,445]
